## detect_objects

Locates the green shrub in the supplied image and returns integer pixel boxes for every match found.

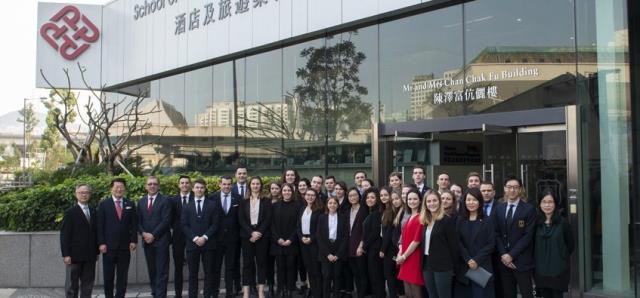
[0,173,280,232]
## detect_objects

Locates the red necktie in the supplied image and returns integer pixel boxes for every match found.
[147,197,154,215]
[115,200,122,220]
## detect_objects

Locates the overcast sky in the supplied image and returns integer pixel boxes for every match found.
[0,0,105,114]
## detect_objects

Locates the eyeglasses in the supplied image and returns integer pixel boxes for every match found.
[505,185,520,190]
[147,183,159,186]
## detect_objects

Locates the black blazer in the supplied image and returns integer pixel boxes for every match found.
[60,204,98,262]
[97,197,137,250]
[380,221,399,257]
[270,200,300,255]
[316,213,348,261]
[170,192,194,246]
[421,215,459,272]
[137,193,172,247]
[181,197,221,251]
[238,197,272,239]
[297,207,322,244]
[493,200,536,271]
[362,209,383,254]
[336,196,351,216]
[347,205,368,257]
[456,216,496,275]
[210,191,241,243]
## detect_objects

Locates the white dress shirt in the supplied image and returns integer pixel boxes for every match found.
[328,213,338,240]
[301,207,312,235]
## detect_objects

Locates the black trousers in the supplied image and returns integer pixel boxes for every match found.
[241,237,269,286]
[64,260,96,298]
[347,256,368,298]
[235,239,242,291]
[537,288,564,298]
[499,265,533,298]
[143,242,170,298]
[366,252,385,298]
[276,254,298,291]
[172,237,186,298]
[266,253,276,286]
[300,242,322,298]
[383,253,403,298]
[102,249,130,298]
[320,258,342,298]
[186,248,214,298]
[340,258,353,292]
[213,240,239,297]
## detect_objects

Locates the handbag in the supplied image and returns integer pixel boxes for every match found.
[465,266,492,288]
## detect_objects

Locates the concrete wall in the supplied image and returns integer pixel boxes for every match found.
[0,231,188,288]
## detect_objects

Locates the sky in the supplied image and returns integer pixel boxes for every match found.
[0,0,105,115]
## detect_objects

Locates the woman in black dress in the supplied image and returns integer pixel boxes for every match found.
[239,176,272,298]
[362,188,385,298]
[534,191,574,298]
[271,183,300,298]
[266,182,281,298]
[298,189,324,298]
[381,190,405,298]
[317,197,348,298]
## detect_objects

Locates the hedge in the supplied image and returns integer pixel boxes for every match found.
[0,174,280,232]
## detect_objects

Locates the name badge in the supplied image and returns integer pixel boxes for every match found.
[518,220,525,228]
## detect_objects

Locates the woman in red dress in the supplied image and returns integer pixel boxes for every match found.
[397,189,425,297]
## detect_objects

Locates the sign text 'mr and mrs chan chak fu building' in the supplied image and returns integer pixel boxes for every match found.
[36,0,640,296]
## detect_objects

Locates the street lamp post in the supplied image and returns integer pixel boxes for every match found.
[22,97,47,169]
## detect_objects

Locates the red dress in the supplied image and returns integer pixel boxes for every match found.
[397,214,425,286]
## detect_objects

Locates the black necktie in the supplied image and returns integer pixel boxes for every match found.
[197,199,202,216]
[506,204,514,226]
[240,185,245,198]
[182,196,187,206]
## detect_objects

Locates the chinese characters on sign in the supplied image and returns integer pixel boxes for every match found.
[174,0,276,35]
[432,86,498,105]
[40,5,100,61]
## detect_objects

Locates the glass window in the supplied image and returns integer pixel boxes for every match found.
[184,67,213,173]
[379,5,464,122]
[211,60,243,171]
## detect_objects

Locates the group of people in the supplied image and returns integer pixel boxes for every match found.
[59,166,574,298]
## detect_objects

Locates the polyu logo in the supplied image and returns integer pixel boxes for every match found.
[40,5,100,61]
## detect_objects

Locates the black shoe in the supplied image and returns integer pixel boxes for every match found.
[268,286,275,298]
[299,285,308,296]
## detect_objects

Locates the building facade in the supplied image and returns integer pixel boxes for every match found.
[36,0,640,296]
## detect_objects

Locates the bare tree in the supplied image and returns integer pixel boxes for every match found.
[40,63,164,174]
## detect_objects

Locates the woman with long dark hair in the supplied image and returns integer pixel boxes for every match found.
[362,188,385,298]
[420,190,458,298]
[346,187,369,298]
[298,189,324,298]
[397,189,425,298]
[317,197,348,298]
[271,183,300,298]
[239,176,272,298]
[282,169,300,190]
[534,191,573,298]
[266,182,282,297]
[382,190,405,298]
[440,190,457,218]
[456,187,496,298]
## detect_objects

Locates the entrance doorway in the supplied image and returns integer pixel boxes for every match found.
[377,105,581,296]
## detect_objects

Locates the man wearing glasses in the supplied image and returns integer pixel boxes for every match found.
[493,176,536,298]
[138,176,172,298]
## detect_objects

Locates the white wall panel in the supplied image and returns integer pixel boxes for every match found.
[187,0,210,65]
[308,0,341,32]
[342,0,379,23]
[123,0,147,82]
[101,0,125,86]
[151,1,166,75]
[205,3,229,62]
[252,0,280,47]
[176,0,189,68]
[378,0,420,14]
[228,3,253,53]
[291,0,308,36]
[278,0,292,40]
[163,0,183,72]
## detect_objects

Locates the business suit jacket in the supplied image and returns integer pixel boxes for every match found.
[347,205,368,257]
[362,209,383,254]
[421,215,459,272]
[210,191,241,244]
[60,204,99,262]
[231,183,248,198]
[493,199,536,271]
[137,193,172,247]
[270,199,300,255]
[238,197,272,239]
[97,197,138,250]
[336,197,351,216]
[181,197,221,251]
[456,216,496,276]
[317,213,348,260]
[170,192,194,246]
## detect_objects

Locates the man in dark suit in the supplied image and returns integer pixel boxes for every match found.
[493,176,536,298]
[97,178,138,298]
[231,166,248,295]
[170,175,193,298]
[212,175,241,298]
[353,171,367,196]
[412,166,431,198]
[181,179,221,298]
[311,175,328,203]
[60,183,99,298]
[137,176,172,298]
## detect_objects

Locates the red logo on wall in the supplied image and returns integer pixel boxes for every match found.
[40,5,100,61]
